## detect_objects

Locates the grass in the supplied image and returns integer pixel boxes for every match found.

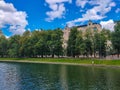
[0,58,120,66]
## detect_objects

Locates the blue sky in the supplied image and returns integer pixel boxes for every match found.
[0,0,120,36]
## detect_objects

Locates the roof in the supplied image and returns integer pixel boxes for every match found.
[77,22,101,28]
[77,25,87,28]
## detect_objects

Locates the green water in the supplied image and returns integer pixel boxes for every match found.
[0,62,120,90]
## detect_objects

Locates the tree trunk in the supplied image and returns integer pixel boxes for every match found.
[72,54,75,58]
[52,54,54,58]
[41,55,43,58]
[117,49,119,58]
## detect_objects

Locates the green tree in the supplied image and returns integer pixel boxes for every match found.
[29,30,41,57]
[94,29,108,58]
[0,35,8,57]
[84,29,93,57]
[67,27,78,57]
[75,31,84,57]
[112,21,120,57]
[19,30,31,57]
[8,35,21,57]
[35,31,48,58]
[47,29,63,58]
[54,28,63,57]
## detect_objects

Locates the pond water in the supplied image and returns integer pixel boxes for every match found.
[0,62,120,90]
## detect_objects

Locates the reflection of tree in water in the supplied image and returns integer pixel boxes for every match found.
[59,65,68,90]
[1,63,120,90]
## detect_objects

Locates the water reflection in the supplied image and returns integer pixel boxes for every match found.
[59,65,68,90]
[0,62,120,90]
[0,63,21,90]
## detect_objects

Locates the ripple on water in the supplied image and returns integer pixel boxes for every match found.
[0,62,120,90]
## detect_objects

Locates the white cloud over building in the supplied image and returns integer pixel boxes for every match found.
[100,19,115,31]
[67,0,116,27]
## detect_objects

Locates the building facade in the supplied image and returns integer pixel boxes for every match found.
[63,21,102,49]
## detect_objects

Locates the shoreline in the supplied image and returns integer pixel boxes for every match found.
[0,60,120,68]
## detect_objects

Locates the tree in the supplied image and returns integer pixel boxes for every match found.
[67,27,78,57]
[47,29,63,58]
[0,35,8,57]
[112,21,120,58]
[75,31,84,57]
[94,31,100,57]
[54,28,63,57]
[19,30,31,57]
[34,31,48,58]
[29,30,41,57]
[94,29,108,58]
[8,35,21,57]
[84,29,93,57]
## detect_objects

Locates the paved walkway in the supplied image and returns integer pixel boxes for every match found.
[106,55,120,60]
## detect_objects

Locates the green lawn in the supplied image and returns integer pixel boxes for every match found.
[0,58,120,66]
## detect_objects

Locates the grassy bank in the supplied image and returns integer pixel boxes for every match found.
[0,58,120,66]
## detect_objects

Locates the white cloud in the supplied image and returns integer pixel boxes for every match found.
[46,4,65,21]
[5,35,9,38]
[67,0,116,27]
[76,0,88,8]
[67,21,75,27]
[0,0,28,35]
[116,8,120,13]
[45,0,72,21]
[100,19,115,31]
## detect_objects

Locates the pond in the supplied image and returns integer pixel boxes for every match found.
[0,62,120,90]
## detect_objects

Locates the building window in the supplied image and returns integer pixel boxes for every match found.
[93,27,97,30]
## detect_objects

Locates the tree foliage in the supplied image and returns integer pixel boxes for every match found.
[67,27,111,58]
[0,21,119,59]
[67,27,78,57]
[112,21,120,57]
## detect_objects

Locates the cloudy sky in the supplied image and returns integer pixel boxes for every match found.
[0,0,120,36]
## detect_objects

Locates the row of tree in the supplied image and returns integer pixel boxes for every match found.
[67,21,120,58]
[67,28,110,58]
[0,29,63,58]
[0,21,119,58]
